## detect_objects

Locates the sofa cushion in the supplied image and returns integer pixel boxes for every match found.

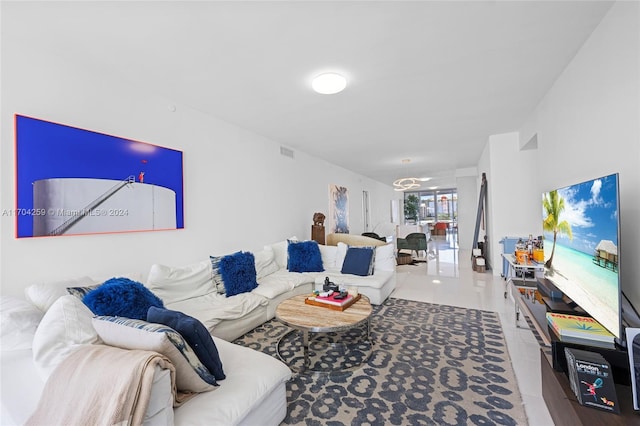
[265,237,297,269]
[172,336,291,425]
[32,295,100,380]
[341,247,375,276]
[146,260,216,304]
[166,291,268,331]
[252,279,294,300]
[253,269,315,299]
[253,249,279,280]
[25,276,96,312]
[287,240,324,273]
[318,244,338,269]
[0,296,44,352]
[375,243,396,271]
[335,242,349,269]
[147,306,225,381]
[83,278,164,320]
[219,251,259,297]
[92,316,218,392]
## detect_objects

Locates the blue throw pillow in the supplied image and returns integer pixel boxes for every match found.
[83,277,164,320]
[341,247,375,276]
[147,306,225,381]
[287,240,324,273]
[219,251,259,297]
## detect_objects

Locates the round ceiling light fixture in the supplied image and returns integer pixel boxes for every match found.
[312,73,347,94]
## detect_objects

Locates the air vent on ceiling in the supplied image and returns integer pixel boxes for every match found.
[280,146,295,159]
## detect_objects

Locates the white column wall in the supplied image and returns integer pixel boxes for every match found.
[455,174,478,252]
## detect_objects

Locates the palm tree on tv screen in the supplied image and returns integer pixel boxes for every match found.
[542,190,573,269]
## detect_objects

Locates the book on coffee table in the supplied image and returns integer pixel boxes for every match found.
[305,293,361,311]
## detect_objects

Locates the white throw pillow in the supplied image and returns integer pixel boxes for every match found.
[0,296,44,351]
[266,236,297,269]
[318,244,338,269]
[146,260,216,305]
[24,276,96,312]
[335,242,349,269]
[254,249,279,280]
[92,316,217,393]
[375,243,396,272]
[32,295,100,380]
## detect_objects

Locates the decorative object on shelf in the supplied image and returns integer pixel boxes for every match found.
[311,212,326,244]
[546,312,615,348]
[312,212,325,226]
[565,347,619,414]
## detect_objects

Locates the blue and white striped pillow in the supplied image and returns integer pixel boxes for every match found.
[92,316,218,393]
[209,255,226,295]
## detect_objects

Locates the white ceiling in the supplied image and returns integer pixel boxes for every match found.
[4,1,615,189]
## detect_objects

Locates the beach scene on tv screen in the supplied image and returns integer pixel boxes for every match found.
[542,173,620,337]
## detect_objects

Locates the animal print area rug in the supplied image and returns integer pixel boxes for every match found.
[233,298,528,426]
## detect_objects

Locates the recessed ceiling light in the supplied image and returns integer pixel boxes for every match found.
[312,73,347,94]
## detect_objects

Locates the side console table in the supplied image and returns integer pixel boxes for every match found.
[512,278,639,423]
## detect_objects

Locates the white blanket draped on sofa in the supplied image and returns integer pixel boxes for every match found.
[26,345,190,426]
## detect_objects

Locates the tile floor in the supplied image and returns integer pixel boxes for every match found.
[391,233,555,426]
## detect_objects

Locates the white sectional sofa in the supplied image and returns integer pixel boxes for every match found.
[158,237,396,342]
[0,237,396,425]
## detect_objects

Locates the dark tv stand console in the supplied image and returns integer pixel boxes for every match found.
[532,278,639,424]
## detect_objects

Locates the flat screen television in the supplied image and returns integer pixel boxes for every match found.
[542,173,621,338]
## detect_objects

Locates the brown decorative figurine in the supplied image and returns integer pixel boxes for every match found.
[313,212,326,227]
[312,212,326,244]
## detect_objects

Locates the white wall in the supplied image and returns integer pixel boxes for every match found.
[494,2,640,308]
[481,132,540,272]
[532,1,640,309]
[455,173,478,251]
[0,38,395,297]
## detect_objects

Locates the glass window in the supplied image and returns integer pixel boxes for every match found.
[404,188,457,227]
[420,194,435,224]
